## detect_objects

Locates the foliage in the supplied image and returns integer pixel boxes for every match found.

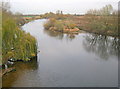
[41,12,56,19]
[41,11,67,20]
[54,20,64,32]
[86,4,118,36]
[2,2,37,65]
[44,18,56,29]
[44,18,76,32]
[64,20,76,29]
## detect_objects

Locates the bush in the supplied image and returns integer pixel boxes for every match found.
[64,20,76,29]
[54,20,64,32]
[44,18,56,29]
[44,18,77,32]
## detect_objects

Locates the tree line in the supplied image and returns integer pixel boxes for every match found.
[85,4,118,36]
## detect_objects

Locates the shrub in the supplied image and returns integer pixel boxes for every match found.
[64,20,76,29]
[44,18,56,29]
[44,18,76,32]
[54,20,64,32]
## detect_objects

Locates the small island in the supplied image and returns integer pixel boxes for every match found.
[44,18,81,33]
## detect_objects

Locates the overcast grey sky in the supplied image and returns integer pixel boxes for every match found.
[4,0,119,15]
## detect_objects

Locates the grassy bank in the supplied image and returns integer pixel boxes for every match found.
[72,15,118,37]
[72,5,118,37]
[43,5,118,37]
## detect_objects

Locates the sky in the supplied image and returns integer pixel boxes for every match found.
[3,0,119,15]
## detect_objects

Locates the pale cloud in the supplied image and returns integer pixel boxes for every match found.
[3,0,119,14]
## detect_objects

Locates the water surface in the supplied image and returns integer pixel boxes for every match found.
[2,19,118,87]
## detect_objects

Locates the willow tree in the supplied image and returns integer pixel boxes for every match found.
[2,2,37,65]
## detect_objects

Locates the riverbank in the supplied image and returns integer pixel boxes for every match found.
[15,15,42,26]
[72,15,118,37]
[43,15,118,37]
[2,2,38,76]
[2,56,37,77]
[3,19,118,87]
[42,5,118,37]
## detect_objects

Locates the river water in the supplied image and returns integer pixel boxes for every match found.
[2,19,118,87]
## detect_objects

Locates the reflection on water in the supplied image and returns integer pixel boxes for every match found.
[2,57,38,87]
[43,29,78,41]
[2,19,118,87]
[83,34,119,60]
[44,29,119,60]
[43,29,64,40]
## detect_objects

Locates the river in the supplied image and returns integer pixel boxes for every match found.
[2,19,118,87]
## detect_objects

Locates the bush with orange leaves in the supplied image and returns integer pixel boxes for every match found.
[44,18,79,33]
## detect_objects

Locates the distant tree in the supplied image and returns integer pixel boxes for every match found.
[61,11,63,15]
[86,4,113,16]
[56,10,60,14]
[14,12,23,16]
[101,4,113,15]
[2,2,10,12]
[86,4,118,35]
